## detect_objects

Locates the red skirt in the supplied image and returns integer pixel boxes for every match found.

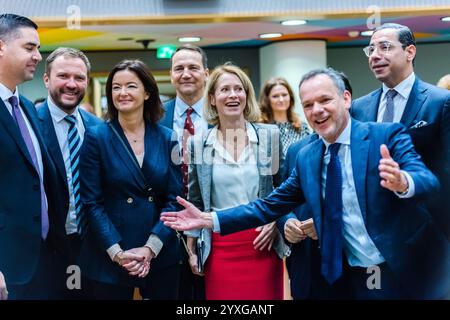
[204,228,283,300]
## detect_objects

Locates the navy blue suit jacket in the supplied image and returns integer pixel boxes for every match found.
[0,95,59,285]
[79,119,183,286]
[277,134,320,299]
[37,101,102,252]
[160,99,176,129]
[351,78,450,238]
[218,120,450,299]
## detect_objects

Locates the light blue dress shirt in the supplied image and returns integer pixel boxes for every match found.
[173,96,208,148]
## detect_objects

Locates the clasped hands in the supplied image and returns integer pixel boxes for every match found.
[113,247,154,278]
[284,218,317,244]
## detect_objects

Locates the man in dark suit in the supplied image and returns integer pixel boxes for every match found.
[37,47,102,298]
[162,67,450,299]
[160,44,209,299]
[0,14,62,299]
[278,71,354,300]
[351,23,450,240]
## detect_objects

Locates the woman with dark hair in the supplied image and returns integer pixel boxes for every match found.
[259,77,310,159]
[78,60,183,299]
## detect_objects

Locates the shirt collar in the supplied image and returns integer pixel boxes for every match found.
[47,95,80,123]
[205,121,257,146]
[321,117,352,152]
[382,72,415,100]
[175,96,204,117]
[0,82,18,104]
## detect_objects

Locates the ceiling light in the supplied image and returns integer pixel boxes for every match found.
[281,20,307,26]
[441,16,450,22]
[348,31,360,38]
[259,33,283,39]
[360,30,374,37]
[178,37,201,42]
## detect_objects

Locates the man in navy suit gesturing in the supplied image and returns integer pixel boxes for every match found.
[351,23,450,241]
[162,67,450,299]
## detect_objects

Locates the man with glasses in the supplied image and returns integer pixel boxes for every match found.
[352,23,450,248]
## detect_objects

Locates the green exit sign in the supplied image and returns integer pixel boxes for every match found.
[157,45,177,59]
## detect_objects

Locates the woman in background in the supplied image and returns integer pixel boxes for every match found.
[259,77,310,159]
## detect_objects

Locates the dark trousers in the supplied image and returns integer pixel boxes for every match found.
[313,259,403,300]
[9,240,59,300]
[177,259,205,300]
[88,264,180,300]
[54,233,92,299]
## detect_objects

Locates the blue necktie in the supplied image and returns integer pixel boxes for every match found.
[9,96,49,239]
[64,115,85,237]
[382,89,397,122]
[321,143,344,284]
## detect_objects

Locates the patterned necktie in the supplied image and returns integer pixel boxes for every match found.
[64,115,85,237]
[321,143,344,284]
[382,89,397,122]
[182,107,195,197]
[9,96,49,239]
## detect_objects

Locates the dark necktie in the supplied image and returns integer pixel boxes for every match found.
[64,115,86,237]
[382,89,397,122]
[182,107,195,197]
[321,143,344,284]
[9,96,49,239]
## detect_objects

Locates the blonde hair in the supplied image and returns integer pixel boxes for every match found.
[437,74,450,90]
[203,63,261,126]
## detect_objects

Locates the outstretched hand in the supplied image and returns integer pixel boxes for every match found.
[160,196,213,231]
[379,144,409,193]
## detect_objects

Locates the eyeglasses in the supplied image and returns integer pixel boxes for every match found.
[363,41,406,57]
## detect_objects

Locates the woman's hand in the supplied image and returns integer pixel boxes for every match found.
[254,222,277,251]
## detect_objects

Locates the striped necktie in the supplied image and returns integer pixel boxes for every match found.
[64,115,86,237]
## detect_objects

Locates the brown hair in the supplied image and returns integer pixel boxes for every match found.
[105,59,163,124]
[259,77,302,131]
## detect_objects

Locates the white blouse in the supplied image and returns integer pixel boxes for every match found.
[209,124,260,212]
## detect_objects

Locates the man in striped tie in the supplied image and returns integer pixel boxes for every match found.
[37,47,102,299]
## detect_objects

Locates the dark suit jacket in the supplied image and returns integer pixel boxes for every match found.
[218,120,450,299]
[36,101,102,254]
[78,119,183,287]
[351,78,450,238]
[0,95,60,285]
[277,134,321,300]
[160,99,176,129]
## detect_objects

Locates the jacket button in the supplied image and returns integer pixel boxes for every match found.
[148,196,153,202]
[127,197,133,204]
[148,187,152,192]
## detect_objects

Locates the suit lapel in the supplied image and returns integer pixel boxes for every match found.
[0,98,38,170]
[109,120,146,189]
[362,89,382,122]
[141,122,162,185]
[400,78,427,126]
[350,120,369,221]
[304,139,325,241]
[38,102,67,185]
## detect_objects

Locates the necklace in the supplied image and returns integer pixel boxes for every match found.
[124,129,144,143]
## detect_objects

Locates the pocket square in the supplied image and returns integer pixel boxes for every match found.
[410,120,428,129]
